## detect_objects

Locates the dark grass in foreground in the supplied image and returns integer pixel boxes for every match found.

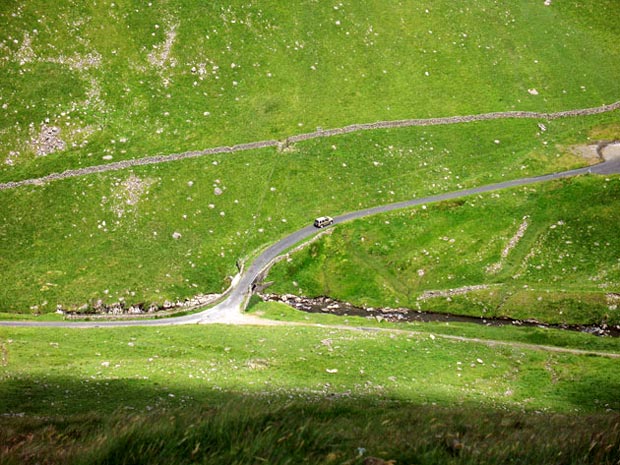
[1,323,619,464]
[1,397,619,465]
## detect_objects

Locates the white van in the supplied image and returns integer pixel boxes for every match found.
[314,216,334,228]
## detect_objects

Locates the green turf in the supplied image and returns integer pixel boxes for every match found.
[1,324,619,417]
[247,299,620,355]
[0,324,619,464]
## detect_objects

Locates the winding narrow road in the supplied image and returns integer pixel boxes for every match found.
[2,149,619,329]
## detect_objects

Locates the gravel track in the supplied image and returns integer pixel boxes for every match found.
[1,101,619,191]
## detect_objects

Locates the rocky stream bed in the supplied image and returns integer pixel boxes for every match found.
[260,293,620,337]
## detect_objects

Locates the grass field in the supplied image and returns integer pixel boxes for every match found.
[1,0,619,181]
[266,175,620,326]
[0,324,619,464]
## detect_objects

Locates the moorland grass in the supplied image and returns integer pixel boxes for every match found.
[265,175,620,326]
[1,324,618,416]
[1,0,619,180]
[2,398,619,465]
[1,114,618,315]
[0,323,619,464]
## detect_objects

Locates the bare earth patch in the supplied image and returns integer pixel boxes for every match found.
[565,144,600,164]
[601,142,620,160]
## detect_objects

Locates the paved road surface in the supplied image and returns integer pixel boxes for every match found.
[2,152,619,328]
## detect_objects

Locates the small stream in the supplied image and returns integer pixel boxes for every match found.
[260,293,620,337]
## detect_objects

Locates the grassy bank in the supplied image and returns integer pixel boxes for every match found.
[266,175,620,326]
[247,300,620,355]
[0,323,619,463]
[2,398,619,465]
[2,324,618,416]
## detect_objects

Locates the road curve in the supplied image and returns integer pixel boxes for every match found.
[2,152,619,328]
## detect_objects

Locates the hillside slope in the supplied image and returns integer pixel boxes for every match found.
[1,0,619,180]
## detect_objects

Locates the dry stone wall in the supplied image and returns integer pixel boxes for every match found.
[2,101,619,191]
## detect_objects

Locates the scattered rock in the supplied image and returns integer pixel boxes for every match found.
[30,124,66,156]
[259,293,620,336]
[246,359,269,370]
[4,151,20,166]
[148,22,178,69]
[418,284,497,300]
[107,173,157,219]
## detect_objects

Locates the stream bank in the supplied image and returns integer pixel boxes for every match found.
[260,293,620,337]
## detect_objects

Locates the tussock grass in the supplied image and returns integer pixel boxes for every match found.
[2,399,619,465]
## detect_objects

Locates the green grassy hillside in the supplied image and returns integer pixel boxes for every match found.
[1,0,619,181]
[1,2,620,463]
[267,175,620,326]
[1,324,619,464]
[1,115,618,314]
[1,0,620,314]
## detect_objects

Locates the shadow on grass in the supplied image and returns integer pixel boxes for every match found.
[557,355,620,411]
[1,375,620,465]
